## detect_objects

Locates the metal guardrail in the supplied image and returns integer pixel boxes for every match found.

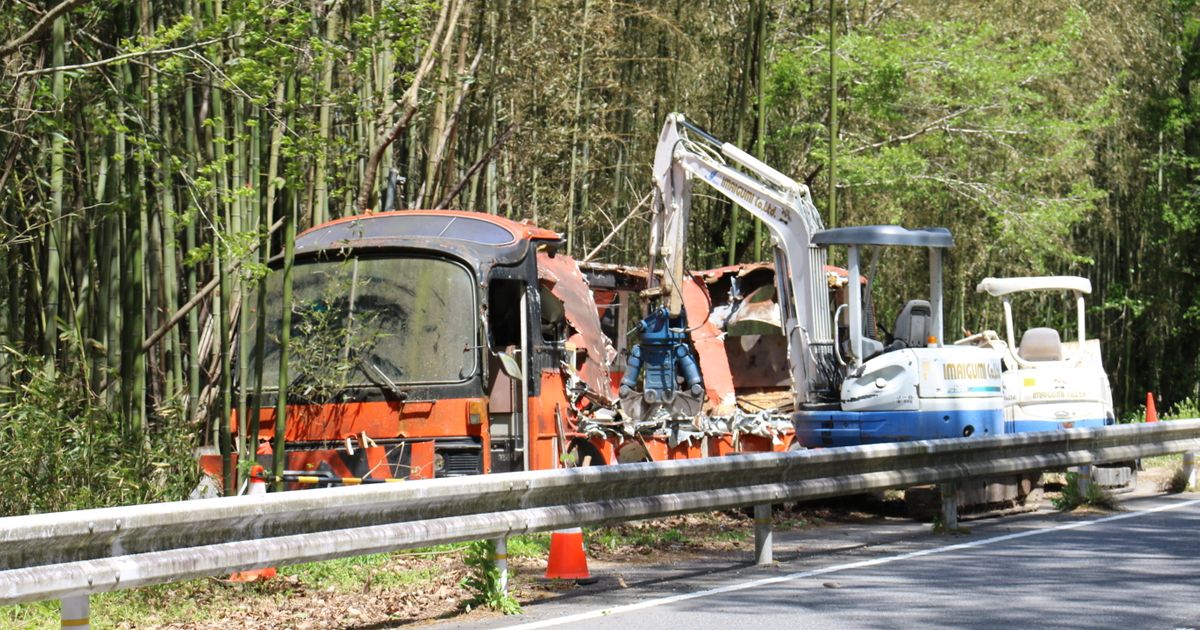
[1,420,1198,607]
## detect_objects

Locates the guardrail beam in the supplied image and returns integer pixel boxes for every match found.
[0,420,1196,607]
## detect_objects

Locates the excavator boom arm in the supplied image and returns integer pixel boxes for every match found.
[648,113,834,405]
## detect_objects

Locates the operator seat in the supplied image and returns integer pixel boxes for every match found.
[889,299,932,350]
[1018,327,1063,362]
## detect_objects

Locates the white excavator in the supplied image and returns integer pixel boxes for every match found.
[958,276,1132,488]
[622,112,1007,448]
[959,276,1115,431]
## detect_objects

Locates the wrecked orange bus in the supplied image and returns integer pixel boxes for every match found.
[201,210,796,488]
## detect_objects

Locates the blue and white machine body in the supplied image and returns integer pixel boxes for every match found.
[792,227,1004,446]
[957,276,1115,433]
[645,113,1004,446]
[618,306,705,419]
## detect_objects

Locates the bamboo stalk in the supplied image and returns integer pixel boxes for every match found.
[183,76,202,427]
[565,0,590,256]
[313,0,343,224]
[753,0,767,261]
[233,96,250,467]
[216,241,233,494]
[273,182,297,492]
[44,16,66,377]
[358,0,459,212]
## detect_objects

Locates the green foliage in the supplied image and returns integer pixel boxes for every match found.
[283,261,387,402]
[506,533,551,558]
[0,352,198,516]
[1052,472,1119,511]
[1164,397,1200,420]
[768,10,1106,331]
[460,540,521,615]
[280,551,439,591]
[590,526,685,551]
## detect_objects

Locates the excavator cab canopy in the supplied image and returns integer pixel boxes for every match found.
[812,225,953,248]
[812,225,952,367]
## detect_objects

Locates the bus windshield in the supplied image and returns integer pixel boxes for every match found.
[247,255,478,396]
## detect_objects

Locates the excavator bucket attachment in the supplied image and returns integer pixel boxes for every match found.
[618,307,706,423]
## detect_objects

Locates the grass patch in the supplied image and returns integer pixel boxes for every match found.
[0,599,57,629]
[0,548,464,629]
[281,545,466,592]
[1053,472,1120,511]
[281,553,393,590]
[1,579,230,630]
[507,533,551,558]
[710,529,751,542]
[590,526,686,552]
[1142,453,1182,469]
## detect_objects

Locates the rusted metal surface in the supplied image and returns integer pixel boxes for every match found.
[537,253,617,402]
[576,262,650,291]
[725,334,792,390]
[698,264,791,410]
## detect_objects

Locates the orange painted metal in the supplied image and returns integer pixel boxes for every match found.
[408,441,436,480]
[538,253,617,402]
[583,437,616,466]
[681,275,737,415]
[527,370,574,471]
[233,398,486,443]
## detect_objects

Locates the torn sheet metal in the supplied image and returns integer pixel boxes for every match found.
[681,275,737,415]
[725,335,792,391]
[576,262,650,291]
[537,252,617,403]
[577,407,793,450]
[702,263,781,332]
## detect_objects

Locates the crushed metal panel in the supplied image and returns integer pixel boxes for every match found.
[727,299,782,333]
[537,253,617,403]
[576,262,650,292]
[681,275,737,415]
[726,334,791,389]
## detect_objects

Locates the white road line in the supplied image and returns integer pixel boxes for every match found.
[498,497,1200,629]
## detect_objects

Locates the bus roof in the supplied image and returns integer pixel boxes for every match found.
[297,210,561,252]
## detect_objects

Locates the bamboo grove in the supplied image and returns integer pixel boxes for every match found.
[1,0,1199,508]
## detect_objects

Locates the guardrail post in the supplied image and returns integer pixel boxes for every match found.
[60,595,89,629]
[754,503,773,565]
[1184,452,1197,489]
[940,482,958,531]
[1075,465,1093,496]
[491,537,508,593]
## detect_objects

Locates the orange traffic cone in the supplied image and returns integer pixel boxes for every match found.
[1146,392,1158,423]
[544,527,590,580]
[229,465,277,582]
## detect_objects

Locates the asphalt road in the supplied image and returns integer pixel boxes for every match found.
[445,492,1200,630]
